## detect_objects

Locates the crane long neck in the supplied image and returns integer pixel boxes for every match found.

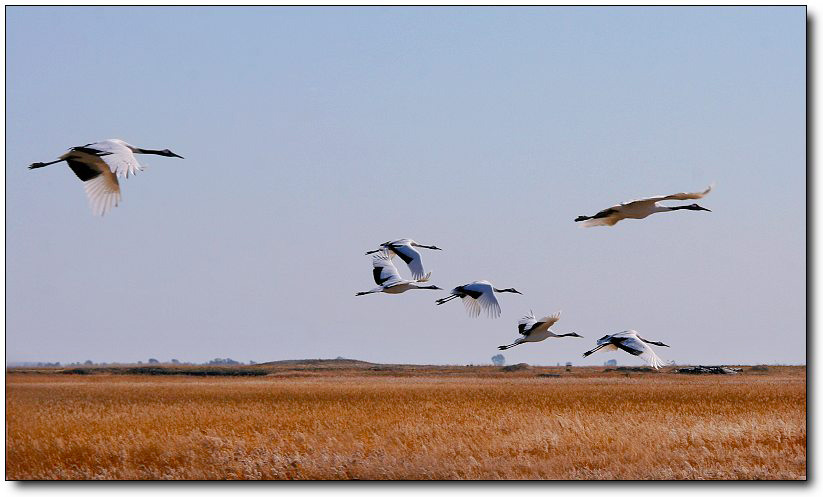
[29,159,64,168]
[132,148,166,155]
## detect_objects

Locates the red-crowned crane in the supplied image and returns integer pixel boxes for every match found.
[575,185,712,227]
[498,310,582,350]
[356,251,442,296]
[365,239,442,280]
[435,280,522,319]
[29,139,183,216]
[582,330,670,369]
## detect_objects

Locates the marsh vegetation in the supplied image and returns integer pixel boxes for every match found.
[5,365,805,480]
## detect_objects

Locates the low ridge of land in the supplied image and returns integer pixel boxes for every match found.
[6,359,799,378]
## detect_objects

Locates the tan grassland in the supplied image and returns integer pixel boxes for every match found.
[5,365,806,480]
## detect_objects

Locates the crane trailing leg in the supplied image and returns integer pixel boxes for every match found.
[435,294,460,305]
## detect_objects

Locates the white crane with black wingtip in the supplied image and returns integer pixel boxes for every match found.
[575,185,713,227]
[498,310,583,350]
[28,138,184,216]
[435,280,523,319]
[582,330,670,369]
[356,250,442,296]
[365,239,442,280]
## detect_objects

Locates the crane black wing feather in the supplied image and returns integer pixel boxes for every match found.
[519,321,545,337]
[390,245,415,264]
[66,159,102,182]
[373,267,391,285]
[455,286,484,300]
[369,252,404,287]
[612,337,645,356]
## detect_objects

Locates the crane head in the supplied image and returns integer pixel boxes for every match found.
[688,203,711,212]
[161,149,184,159]
[496,287,523,295]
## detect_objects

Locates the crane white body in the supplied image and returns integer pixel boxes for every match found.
[365,238,442,280]
[575,185,713,227]
[435,280,522,319]
[498,310,582,350]
[356,251,441,296]
[582,330,669,369]
[28,138,183,216]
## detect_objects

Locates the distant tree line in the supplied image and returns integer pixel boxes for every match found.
[24,358,259,367]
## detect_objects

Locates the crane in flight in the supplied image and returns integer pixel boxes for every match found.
[582,330,670,369]
[435,280,522,319]
[365,239,442,280]
[575,185,712,227]
[28,138,183,216]
[356,251,442,296]
[498,310,582,350]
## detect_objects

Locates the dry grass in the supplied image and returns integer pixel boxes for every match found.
[5,367,806,480]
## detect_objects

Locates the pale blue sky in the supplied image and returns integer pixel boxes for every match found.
[6,6,805,366]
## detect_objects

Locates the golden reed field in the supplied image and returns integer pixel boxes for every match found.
[5,362,806,480]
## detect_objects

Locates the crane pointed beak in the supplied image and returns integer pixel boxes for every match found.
[170,152,184,159]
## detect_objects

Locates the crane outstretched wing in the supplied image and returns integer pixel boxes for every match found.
[449,281,501,318]
[388,242,427,280]
[469,284,501,319]
[371,251,404,287]
[462,294,501,319]
[582,215,623,227]
[521,310,564,335]
[66,157,121,216]
[461,295,482,318]
[623,185,713,207]
[610,334,666,369]
[517,310,537,335]
[82,140,144,178]
[534,311,562,331]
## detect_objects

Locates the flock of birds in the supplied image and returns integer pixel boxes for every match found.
[351,182,712,367]
[29,138,714,369]
[355,238,681,368]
